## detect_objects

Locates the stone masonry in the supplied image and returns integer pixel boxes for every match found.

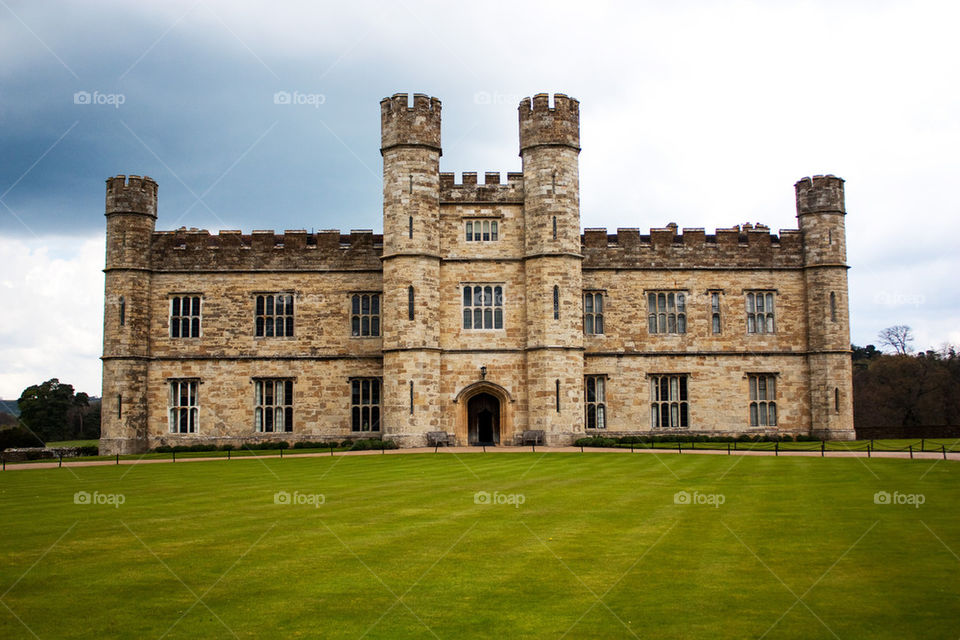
[99,93,856,454]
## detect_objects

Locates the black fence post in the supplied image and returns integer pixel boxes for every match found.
[734,441,737,451]
[2,455,5,471]
[330,443,334,456]
[677,441,682,455]
[280,448,284,459]
[532,443,536,453]
[775,442,779,457]
[482,444,486,453]
[580,445,583,453]
[173,450,176,463]
[821,441,825,457]
[909,444,913,459]
[727,443,731,455]
[921,438,925,452]
[867,444,871,458]
[59,453,62,468]
[943,445,947,460]
[116,453,119,465]
[631,443,634,453]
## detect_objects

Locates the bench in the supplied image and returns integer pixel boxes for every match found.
[426,431,455,447]
[520,430,545,446]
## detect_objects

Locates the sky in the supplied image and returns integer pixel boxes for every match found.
[1,0,958,397]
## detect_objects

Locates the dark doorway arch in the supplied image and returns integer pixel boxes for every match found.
[468,393,500,445]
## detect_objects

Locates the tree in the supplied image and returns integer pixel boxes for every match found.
[17,379,78,443]
[878,325,914,355]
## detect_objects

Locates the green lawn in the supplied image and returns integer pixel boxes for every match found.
[1,453,957,638]
[43,439,100,448]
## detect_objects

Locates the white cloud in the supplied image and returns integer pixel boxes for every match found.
[0,236,104,398]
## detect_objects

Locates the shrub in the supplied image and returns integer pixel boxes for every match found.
[77,445,99,456]
[574,436,617,448]
[349,438,399,451]
[219,444,234,451]
[0,427,43,450]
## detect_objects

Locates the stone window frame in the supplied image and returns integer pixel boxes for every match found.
[254,378,294,433]
[254,292,295,338]
[350,377,382,432]
[465,218,499,242]
[745,290,776,335]
[350,292,381,338]
[649,373,689,429]
[583,290,605,335]
[747,373,778,427]
[584,374,607,429]
[461,283,504,330]
[709,290,723,335]
[169,293,202,338]
[647,291,688,335]
[168,378,199,434]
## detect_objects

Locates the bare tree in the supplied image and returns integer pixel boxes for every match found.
[878,325,914,355]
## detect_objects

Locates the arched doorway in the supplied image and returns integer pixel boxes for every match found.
[468,393,500,445]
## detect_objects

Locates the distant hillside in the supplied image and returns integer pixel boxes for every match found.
[0,401,20,417]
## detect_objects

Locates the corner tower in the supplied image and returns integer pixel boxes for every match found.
[101,175,157,454]
[380,93,442,445]
[796,175,855,440]
[519,94,585,443]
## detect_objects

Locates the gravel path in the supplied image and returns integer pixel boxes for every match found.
[3,444,957,471]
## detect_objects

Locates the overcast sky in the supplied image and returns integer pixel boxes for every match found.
[1,0,958,397]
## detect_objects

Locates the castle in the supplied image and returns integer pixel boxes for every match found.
[100,93,855,454]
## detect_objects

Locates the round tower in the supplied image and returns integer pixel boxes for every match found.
[795,174,855,440]
[380,93,442,445]
[101,175,157,455]
[519,94,585,444]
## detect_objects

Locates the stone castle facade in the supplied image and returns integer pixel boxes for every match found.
[100,92,855,454]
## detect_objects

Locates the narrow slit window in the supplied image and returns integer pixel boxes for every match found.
[119,296,126,327]
[552,216,557,240]
[555,379,560,413]
[117,394,122,419]
[408,286,415,321]
[711,292,721,334]
[410,380,414,414]
[830,292,837,322]
[553,286,560,320]
[408,216,413,239]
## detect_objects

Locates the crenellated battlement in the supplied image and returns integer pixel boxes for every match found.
[380,92,442,153]
[106,174,158,217]
[582,224,804,269]
[149,228,383,271]
[795,174,845,215]
[439,171,524,203]
[518,93,580,152]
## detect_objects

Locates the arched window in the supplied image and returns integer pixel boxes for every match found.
[408,286,415,321]
[830,292,837,322]
[553,286,560,320]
